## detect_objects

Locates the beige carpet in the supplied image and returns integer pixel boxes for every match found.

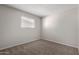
[0,39,78,55]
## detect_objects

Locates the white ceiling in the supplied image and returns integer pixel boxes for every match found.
[7,4,77,17]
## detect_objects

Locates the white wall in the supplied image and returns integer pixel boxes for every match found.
[78,5,79,50]
[0,5,78,50]
[42,7,78,48]
[0,5,41,50]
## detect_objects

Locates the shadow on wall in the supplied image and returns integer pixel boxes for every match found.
[42,8,77,47]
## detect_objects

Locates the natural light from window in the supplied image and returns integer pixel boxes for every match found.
[21,16,35,28]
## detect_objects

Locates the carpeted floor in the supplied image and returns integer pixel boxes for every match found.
[0,39,78,55]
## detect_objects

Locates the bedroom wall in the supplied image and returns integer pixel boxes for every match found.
[42,7,78,48]
[77,5,79,52]
[0,5,41,50]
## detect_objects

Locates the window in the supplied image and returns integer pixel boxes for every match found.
[21,16,35,28]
